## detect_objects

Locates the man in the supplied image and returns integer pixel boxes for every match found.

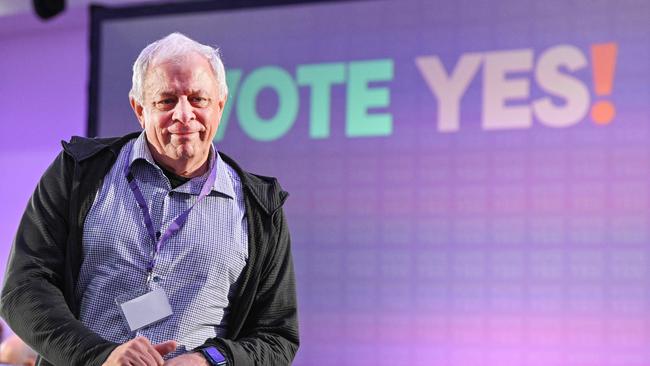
[0,33,298,366]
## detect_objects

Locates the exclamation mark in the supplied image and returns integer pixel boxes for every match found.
[590,43,618,125]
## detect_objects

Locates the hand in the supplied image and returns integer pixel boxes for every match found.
[102,336,177,366]
[163,352,210,366]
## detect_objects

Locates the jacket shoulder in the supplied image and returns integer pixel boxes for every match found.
[219,152,289,215]
[61,132,141,162]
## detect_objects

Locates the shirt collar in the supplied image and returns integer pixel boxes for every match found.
[130,131,157,168]
[129,131,235,199]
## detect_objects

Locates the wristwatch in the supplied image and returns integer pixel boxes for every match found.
[200,346,228,366]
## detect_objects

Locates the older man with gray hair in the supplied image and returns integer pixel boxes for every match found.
[1,33,299,366]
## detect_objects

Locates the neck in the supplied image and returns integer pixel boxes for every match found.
[148,144,210,178]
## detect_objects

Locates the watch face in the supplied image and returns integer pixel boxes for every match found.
[204,347,227,363]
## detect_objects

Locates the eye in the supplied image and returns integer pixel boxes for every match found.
[189,96,210,107]
[154,98,177,111]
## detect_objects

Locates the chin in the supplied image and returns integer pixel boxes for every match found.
[175,145,196,159]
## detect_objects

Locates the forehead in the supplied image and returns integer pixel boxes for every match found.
[144,52,217,95]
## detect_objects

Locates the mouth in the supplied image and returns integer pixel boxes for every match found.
[171,131,198,136]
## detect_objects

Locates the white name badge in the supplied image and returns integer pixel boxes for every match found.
[117,287,173,331]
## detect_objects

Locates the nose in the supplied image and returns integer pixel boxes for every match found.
[172,96,195,124]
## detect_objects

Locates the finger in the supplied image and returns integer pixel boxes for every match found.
[124,347,147,366]
[153,340,178,357]
[137,351,160,366]
[135,336,153,347]
[135,339,164,366]
[144,343,165,366]
[131,338,160,366]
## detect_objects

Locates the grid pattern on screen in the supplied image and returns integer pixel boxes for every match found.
[94,0,650,364]
[281,1,650,365]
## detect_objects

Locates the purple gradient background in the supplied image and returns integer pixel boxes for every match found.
[3,0,650,365]
[0,8,88,310]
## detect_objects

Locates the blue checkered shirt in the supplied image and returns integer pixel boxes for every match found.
[76,132,248,358]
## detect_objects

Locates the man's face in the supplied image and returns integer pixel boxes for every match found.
[131,52,225,164]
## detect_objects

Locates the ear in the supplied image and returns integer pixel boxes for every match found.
[130,97,146,129]
[217,93,227,112]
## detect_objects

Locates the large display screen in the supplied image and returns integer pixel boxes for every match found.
[90,1,650,365]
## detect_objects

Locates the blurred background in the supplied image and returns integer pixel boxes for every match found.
[1,0,650,365]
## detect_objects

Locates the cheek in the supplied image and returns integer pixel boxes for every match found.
[146,113,172,134]
[195,112,214,131]
[204,110,222,132]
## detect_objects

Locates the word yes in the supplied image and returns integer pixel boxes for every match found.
[416,44,616,132]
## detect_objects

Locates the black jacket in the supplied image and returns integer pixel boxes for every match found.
[0,132,299,366]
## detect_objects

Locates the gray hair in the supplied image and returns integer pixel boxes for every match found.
[129,32,228,104]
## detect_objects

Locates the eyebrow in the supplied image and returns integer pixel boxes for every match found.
[157,91,178,97]
[187,89,208,95]
[156,89,207,97]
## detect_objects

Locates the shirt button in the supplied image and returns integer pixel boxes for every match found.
[168,191,174,197]
[153,276,161,282]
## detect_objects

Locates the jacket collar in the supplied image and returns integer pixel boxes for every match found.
[219,151,289,215]
[61,132,288,215]
[61,131,141,162]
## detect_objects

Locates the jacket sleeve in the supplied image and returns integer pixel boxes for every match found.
[198,207,299,365]
[0,151,118,366]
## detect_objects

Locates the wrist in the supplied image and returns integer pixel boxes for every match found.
[190,351,211,366]
[198,353,212,366]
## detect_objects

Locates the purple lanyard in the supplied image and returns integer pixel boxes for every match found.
[124,145,218,279]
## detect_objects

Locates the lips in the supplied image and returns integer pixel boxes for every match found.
[168,128,199,136]
[172,131,197,136]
